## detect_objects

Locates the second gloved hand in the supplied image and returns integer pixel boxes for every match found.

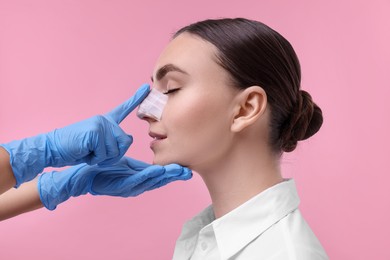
[1,84,150,187]
[38,157,192,210]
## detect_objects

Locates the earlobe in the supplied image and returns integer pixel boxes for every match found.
[231,86,267,132]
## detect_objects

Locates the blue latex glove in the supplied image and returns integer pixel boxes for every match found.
[38,157,192,210]
[1,84,150,187]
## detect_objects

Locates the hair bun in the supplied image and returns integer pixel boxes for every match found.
[281,90,323,152]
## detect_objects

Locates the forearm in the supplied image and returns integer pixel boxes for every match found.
[0,178,43,221]
[0,147,16,195]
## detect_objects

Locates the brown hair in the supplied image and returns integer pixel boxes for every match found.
[175,18,323,153]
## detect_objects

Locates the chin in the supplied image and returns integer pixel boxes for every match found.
[152,154,188,167]
[152,156,174,166]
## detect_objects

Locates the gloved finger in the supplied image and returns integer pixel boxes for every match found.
[113,165,165,196]
[90,171,137,196]
[105,83,150,124]
[163,164,193,179]
[145,172,192,192]
[98,132,132,166]
[129,166,192,196]
[128,164,165,185]
[120,156,152,170]
[88,134,108,165]
[98,133,121,165]
[130,164,192,189]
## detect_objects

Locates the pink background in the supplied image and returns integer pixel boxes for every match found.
[1,0,389,259]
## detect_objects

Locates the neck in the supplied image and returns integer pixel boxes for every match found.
[195,140,283,219]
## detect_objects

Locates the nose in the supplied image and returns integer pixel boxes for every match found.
[136,88,168,122]
[139,113,159,123]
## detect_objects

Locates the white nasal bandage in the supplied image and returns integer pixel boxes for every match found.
[136,88,168,121]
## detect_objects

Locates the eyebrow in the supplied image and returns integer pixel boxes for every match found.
[151,64,188,82]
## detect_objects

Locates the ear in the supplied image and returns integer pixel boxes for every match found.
[231,86,267,133]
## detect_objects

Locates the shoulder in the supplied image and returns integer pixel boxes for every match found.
[236,209,328,260]
[271,209,328,259]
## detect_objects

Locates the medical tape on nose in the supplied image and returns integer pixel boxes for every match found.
[136,88,168,121]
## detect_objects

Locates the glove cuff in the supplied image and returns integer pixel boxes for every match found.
[1,132,70,188]
[38,171,69,211]
[1,135,49,187]
[38,164,92,210]
[0,143,23,187]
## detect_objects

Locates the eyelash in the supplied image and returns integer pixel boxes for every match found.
[163,88,180,95]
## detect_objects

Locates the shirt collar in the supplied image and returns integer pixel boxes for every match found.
[185,179,300,259]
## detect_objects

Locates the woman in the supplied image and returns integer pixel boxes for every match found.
[142,18,328,259]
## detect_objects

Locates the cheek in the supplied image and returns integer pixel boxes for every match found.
[164,96,207,137]
[165,93,223,133]
[161,94,232,165]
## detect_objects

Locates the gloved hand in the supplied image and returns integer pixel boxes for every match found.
[1,84,150,187]
[38,157,192,210]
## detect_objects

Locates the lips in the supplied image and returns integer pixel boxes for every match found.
[149,132,167,140]
[149,132,167,149]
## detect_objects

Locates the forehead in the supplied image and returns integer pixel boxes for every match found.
[153,33,220,79]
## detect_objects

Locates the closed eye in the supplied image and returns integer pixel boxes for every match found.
[163,88,180,95]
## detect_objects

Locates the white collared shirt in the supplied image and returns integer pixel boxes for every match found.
[173,179,328,260]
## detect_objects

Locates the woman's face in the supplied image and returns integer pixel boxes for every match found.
[146,33,239,171]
